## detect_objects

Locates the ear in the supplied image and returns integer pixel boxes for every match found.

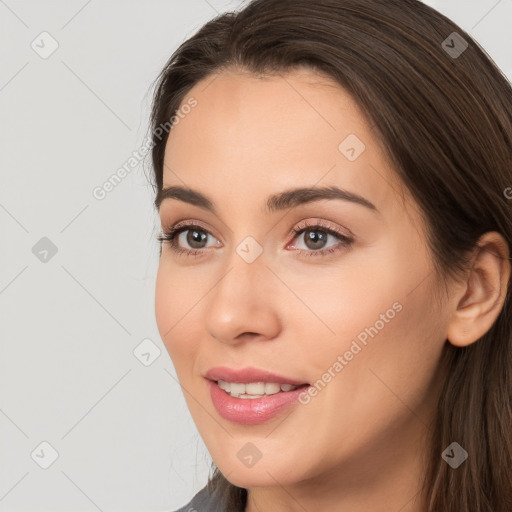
[446,232,510,347]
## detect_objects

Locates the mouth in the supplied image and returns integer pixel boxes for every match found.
[205,372,312,425]
[211,379,310,399]
[204,366,310,400]
[204,366,309,395]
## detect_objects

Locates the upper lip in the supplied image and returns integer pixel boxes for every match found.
[204,366,309,386]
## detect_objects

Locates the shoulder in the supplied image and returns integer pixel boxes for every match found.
[171,484,225,512]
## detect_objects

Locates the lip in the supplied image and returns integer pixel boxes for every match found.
[204,366,310,425]
[206,379,310,425]
[204,366,309,386]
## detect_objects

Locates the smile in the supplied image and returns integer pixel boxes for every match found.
[216,380,301,398]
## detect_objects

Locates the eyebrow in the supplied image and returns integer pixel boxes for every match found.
[155,184,378,214]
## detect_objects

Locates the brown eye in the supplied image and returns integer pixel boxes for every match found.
[157,222,221,256]
[288,221,354,258]
[185,228,209,249]
[303,229,329,250]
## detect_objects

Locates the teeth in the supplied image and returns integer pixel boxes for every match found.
[246,382,266,395]
[265,382,281,395]
[229,382,246,395]
[217,380,300,398]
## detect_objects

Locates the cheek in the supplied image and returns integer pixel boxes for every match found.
[318,272,444,429]
[291,241,443,399]
[278,256,400,352]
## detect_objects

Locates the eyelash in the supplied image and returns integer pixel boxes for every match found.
[156,219,354,259]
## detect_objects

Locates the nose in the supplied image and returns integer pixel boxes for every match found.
[204,248,281,345]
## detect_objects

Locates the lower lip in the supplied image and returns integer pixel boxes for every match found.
[207,379,309,425]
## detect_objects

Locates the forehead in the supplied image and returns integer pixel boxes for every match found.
[162,67,405,214]
[168,67,370,150]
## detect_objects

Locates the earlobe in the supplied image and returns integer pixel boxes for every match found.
[446,232,510,348]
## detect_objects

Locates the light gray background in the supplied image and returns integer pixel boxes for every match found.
[1,1,511,511]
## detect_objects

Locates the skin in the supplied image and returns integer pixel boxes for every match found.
[154,67,510,512]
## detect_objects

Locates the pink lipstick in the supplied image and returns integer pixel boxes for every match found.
[204,366,310,425]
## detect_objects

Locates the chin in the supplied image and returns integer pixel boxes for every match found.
[215,456,304,489]
[224,470,288,489]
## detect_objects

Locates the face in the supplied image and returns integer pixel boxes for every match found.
[155,67,450,492]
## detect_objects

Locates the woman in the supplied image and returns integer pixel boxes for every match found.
[148,0,512,510]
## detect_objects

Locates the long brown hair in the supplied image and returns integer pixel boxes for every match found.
[148,0,512,510]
